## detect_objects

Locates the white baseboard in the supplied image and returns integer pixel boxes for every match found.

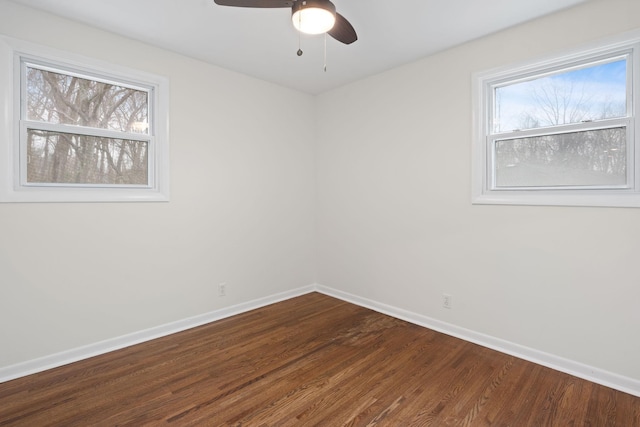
[0,285,315,384]
[315,284,640,398]
[3,283,639,398]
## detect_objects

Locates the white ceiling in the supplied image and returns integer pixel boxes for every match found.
[9,0,589,94]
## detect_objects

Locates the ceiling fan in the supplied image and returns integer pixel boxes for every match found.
[212,0,358,45]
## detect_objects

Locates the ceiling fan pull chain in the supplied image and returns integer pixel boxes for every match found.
[324,32,327,72]
[297,12,303,56]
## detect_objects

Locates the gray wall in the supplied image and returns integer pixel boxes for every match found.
[316,0,640,382]
[2,0,639,390]
[0,1,317,367]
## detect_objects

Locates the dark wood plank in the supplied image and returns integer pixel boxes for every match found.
[0,292,638,426]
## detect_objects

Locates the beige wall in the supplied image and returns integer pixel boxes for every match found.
[0,1,316,367]
[316,0,640,382]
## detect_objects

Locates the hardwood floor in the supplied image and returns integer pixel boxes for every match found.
[1,292,638,426]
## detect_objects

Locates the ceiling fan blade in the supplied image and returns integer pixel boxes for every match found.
[213,0,293,7]
[327,13,357,44]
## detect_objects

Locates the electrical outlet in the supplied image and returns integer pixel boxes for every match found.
[218,282,227,297]
[442,293,452,309]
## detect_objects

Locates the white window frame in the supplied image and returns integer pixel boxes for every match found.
[472,30,640,207]
[0,36,169,202]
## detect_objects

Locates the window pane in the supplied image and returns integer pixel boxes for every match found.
[494,127,626,188]
[27,130,149,185]
[26,66,149,134]
[494,59,627,133]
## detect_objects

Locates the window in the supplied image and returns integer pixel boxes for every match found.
[0,36,169,202]
[472,32,640,207]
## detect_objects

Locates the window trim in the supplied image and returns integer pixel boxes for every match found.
[0,36,170,203]
[472,30,640,207]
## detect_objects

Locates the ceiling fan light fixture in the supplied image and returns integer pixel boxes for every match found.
[292,0,336,35]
